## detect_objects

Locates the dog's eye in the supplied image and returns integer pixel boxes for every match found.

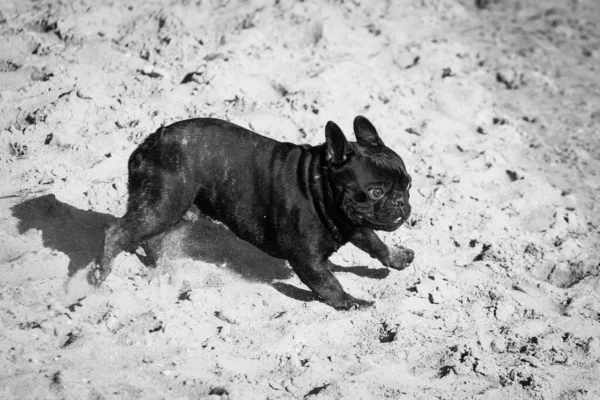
[368,188,384,200]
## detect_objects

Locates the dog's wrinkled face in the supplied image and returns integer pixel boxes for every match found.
[325,116,411,232]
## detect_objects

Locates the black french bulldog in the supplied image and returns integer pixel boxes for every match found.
[91,116,414,310]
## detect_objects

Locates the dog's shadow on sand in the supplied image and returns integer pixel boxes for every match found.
[144,213,294,283]
[11,194,116,277]
[10,194,292,283]
[11,194,390,303]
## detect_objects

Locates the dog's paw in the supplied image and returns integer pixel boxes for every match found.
[388,247,414,271]
[86,264,108,287]
[332,294,374,311]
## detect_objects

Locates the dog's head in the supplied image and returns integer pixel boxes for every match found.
[324,116,411,232]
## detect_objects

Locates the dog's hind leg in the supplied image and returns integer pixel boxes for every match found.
[89,172,196,286]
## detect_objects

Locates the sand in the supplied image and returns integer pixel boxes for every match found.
[1,0,599,399]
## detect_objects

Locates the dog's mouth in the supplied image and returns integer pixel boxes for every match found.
[351,213,406,231]
[380,216,406,231]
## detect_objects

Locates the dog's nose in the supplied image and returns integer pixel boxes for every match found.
[391,195,410,217]
[392,196,404,208]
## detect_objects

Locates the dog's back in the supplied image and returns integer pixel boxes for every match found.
[126,118,318,258]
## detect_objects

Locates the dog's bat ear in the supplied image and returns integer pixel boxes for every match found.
[354,115,384,147]
[325,121,349,165]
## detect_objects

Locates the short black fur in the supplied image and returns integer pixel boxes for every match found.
[90,116,414,310]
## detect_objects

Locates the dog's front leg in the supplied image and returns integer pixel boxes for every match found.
[289,257,373,310]
[349,228,414,271]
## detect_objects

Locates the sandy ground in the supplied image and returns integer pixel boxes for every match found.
[1,0,600,399]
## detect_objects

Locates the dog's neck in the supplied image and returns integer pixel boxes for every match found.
[307,146,352,245]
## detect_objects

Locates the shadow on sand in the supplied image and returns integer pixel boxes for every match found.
[11,194,116,276]
[10,194,293,283]
[144,214,294,283]
[11,195,390,298]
